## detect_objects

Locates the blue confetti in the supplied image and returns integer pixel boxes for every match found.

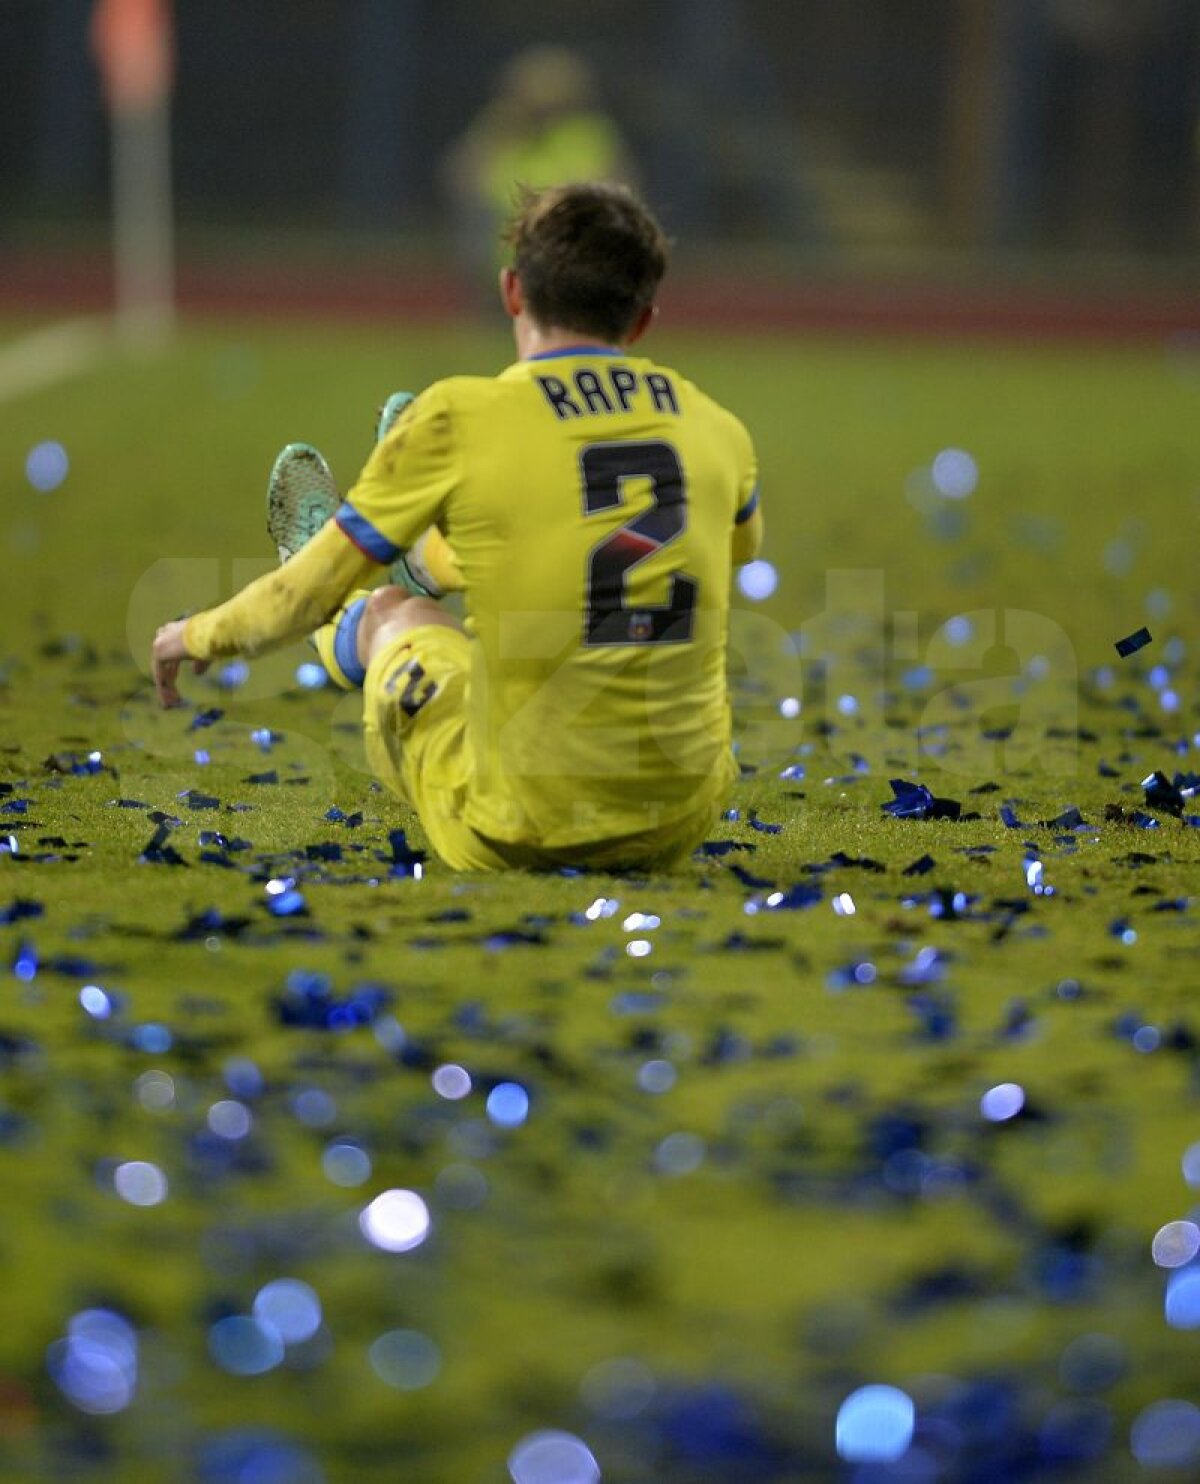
[746,810,783,835]
[883,779,962,821]
[745,883,821,914]
[385,830,427,879]
[275,970,390,1030]
[11,939,38,982]
[1114,626,1152,658]
[25,440,70,493]
[0,899,43,925]
[264,880,307,917]
[138,823,187,867]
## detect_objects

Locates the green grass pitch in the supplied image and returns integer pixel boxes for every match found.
[1,314,1199,1482]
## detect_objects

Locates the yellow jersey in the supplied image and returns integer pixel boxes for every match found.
[336,347,759,848]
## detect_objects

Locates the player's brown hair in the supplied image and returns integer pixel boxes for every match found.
[504,181,668,343]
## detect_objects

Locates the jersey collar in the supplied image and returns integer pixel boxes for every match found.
[528,345,623,361]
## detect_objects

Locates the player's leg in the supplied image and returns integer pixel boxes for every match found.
[357,589,507,871]
[356,586,461,669]
[264,432,447,690]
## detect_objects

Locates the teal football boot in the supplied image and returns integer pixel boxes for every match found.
[375,389,415,443]
[265,442,339,565]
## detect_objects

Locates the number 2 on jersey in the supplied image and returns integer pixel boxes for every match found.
[580,440,697,647]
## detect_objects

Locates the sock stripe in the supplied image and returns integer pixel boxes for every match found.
[333,597,368,687]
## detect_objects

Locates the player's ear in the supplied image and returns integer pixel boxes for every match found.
[625,303,656,346]
[500,267,524,319]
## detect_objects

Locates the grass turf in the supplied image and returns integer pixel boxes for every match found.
[1,314,1199,1482]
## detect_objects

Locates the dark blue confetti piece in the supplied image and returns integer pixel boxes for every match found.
[43,751,104,776]
[274,971,391,1031]
[999,805,1024,829]
[110,798,149,809]
[906,991,957,1041]
[325,807,364,827]
[749,883,822,913]
[746,810,783,835]
[11,939,38,981]
[483,929,547,950]
[1000,998,1036,1039]
[927,887,972,919]
[264,882,307,917]
[1114,626,1151,658]
[197,830,250,851]
[244,771,278,786]
[178,790,219,810]
[827,959,878,988]
[0,899,43,925]
[178,908,252,940]
[0,800,30,815]
[1141,771,1185,816]
[882,779,962,821]
[723,930,785,952]
[898,946,947,986]
[697,840,755,857]
[902,854,936,877]
[384,829,427,878]
[138,823,187,867]
[659,1384,779,1470]
[826,851,886,874]
[188,707,224,732]
[729,863,774,889]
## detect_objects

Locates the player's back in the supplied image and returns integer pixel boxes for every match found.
[437,348,754,848]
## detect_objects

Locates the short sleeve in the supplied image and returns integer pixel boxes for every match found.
[728,415,761,564]
[729,414,758,524]
[336,384,460,564]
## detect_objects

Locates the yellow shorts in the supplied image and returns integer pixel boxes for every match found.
[362,625,720,873]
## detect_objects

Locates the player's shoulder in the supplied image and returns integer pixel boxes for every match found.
[408,374,500,415]
[645,359,754,449]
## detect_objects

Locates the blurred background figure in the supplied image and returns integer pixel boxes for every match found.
[1,0,1197,331]
[443,45,634,293]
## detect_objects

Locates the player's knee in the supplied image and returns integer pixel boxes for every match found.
[363,585,410,629]
[360,586,441,663]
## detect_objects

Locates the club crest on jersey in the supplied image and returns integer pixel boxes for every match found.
[628,611,653,641]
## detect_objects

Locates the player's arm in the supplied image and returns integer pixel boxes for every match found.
[153,387,461,705]
[153,522,380,706]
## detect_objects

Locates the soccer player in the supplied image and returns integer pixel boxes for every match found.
[152,182,762,871]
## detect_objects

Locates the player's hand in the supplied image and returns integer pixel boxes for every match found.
[152,619,210,707]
